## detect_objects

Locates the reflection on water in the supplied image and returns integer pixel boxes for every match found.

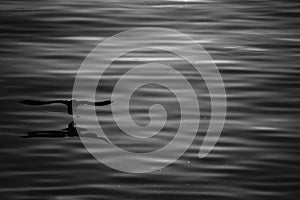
[22,121,80,138]
[1,0,300,199]
[21,121,109,144]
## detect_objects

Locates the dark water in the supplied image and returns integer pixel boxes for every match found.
[1,0,300,199]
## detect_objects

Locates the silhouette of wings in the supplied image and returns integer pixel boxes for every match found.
[21,121,110,143]
[20,100,68,106]
[21,131,66,138]
[20,99,112,115]
[21,131,110,142]
[90,100,113,106]
[20,99,112,106]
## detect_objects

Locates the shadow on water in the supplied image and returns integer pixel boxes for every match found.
[21,121,80,138]
[21,121,109,143]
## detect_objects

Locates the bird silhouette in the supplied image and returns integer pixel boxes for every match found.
[20,99,112,115]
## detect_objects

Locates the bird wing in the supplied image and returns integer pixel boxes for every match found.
[20,100,67,106]
[94,100,113,106]
[74,100,112,106]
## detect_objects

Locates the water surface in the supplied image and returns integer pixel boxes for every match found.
[1,0,300,199]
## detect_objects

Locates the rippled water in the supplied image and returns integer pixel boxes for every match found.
[1,0,300,199]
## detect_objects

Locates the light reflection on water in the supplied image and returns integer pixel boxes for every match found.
[1,0,299,199]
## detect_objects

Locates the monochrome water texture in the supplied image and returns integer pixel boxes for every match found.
[0,0,299,199]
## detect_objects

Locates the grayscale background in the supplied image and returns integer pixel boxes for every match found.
[0,0,299,199]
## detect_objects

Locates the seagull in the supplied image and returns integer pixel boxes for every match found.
[20,99,112,115]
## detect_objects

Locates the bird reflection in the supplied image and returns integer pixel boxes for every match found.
[20,99,112,142]
[20,99,113,115]
[21,121,109,143]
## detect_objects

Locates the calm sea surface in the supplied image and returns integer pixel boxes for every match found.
[1,0,300,199]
